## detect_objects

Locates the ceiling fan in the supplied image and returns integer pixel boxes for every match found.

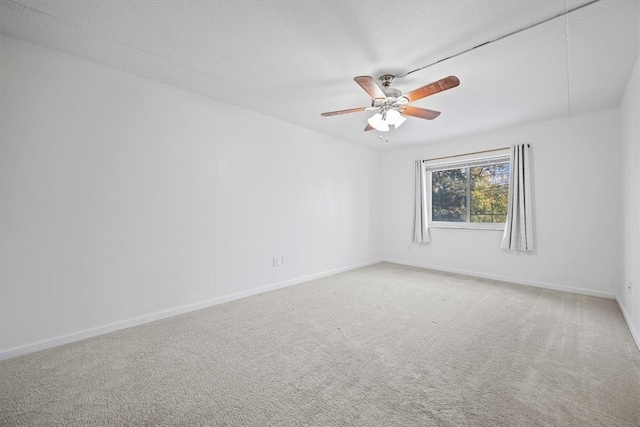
[321,75,460,132]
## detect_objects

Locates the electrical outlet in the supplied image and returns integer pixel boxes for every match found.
[273,257,280,267]
[407,244,412,251]
[281,256,288,264]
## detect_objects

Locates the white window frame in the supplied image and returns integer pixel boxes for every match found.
[426,153,510,230]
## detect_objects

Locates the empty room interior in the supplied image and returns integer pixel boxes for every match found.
[1,0,639,425]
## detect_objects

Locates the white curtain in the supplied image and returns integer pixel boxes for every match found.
[413,160,431,243]
[500,144,533,251]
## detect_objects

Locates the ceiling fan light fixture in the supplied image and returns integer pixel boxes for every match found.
[321,74,459,134]
[367,113,389,132]
[386,109,406,128]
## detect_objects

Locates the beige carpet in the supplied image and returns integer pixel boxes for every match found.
[1,262,639,426]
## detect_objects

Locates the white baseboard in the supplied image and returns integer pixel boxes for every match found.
[0,259,382,361]
[615,296,640,352]
[383,258,616,300]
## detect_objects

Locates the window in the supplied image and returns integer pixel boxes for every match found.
[427,155,510,229]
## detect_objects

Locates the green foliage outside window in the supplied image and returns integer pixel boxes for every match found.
[431,162,510,224]
[432,168,467,222]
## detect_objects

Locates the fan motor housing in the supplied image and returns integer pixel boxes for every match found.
[382,87,402,98]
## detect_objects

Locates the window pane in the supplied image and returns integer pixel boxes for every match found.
[470,162,510,223]
[432,168,467,222]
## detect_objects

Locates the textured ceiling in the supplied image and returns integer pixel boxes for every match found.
[1,0,638,150]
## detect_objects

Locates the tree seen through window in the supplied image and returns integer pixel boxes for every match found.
[431,161,510,224]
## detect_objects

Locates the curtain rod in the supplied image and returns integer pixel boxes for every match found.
[422,147,510,163]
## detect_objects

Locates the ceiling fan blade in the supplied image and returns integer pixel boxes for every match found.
[321,107,367,117]
[402,76,460,103]
[354,76,387,100]
[402,106,441,120]
[364,123,374,131]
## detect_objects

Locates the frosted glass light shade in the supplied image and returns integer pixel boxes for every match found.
[386,109,406,128]
[367,113,389,132]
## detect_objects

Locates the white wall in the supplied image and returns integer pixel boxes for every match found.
[382,109,620,298]
[619,53,640,347]
[0,36,382,358]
